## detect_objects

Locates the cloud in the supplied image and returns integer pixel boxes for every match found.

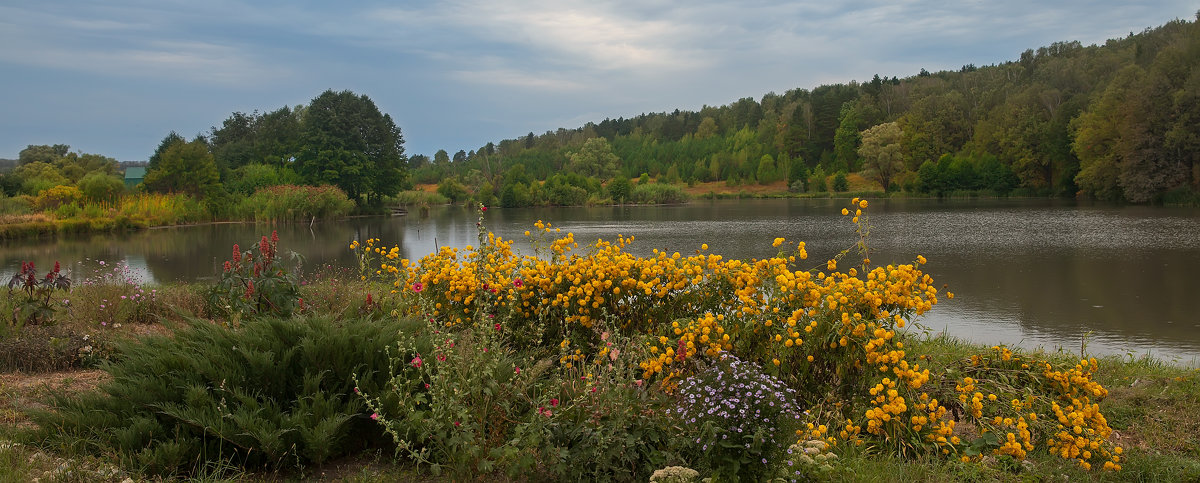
[0,4,287,86]
[450,68,588,91]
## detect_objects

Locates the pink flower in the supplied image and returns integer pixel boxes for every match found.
[411,356,423,368]
[494,323,502,331]
[424,383,430,389]
[412,282,424,292]
[550,398,559,407]
[371,413,379,420]
[609,349,620,361]
[513,279,523,288]
[454,421,461,427]
[514,366,520,374]
[354,387,360,393]
[436,353,446,362]
[600,331,609,341]
[480,206,488,212]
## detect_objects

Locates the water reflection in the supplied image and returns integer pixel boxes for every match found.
[2,198,1197,365]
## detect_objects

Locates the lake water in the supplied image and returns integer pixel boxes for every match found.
[3,198,1198,365]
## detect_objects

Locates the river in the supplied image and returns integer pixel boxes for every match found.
[3,198,1198,365]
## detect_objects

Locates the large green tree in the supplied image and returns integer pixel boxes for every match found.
[858,122,905,192]
[18,144,69,165]
[567,137,621,180]
[296,90,407,206]
[143,138,220,197]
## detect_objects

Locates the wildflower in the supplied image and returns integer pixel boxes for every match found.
[371,413,379,420]
[494,323,502,331]
[481,206,488,212]
[411,356,423,368]
[841,208,849,215]
[513,279,524,287]
[231,246,239,264]
[773,237,785,247]
[454,421,461,427]
[514,366,521,374]
[412,282,424,292]
[550,398,559,407]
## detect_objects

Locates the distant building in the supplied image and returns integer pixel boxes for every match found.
[124,166,146,188]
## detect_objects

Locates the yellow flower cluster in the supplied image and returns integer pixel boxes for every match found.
[951,345,1122,471]
[351,199,1121,472]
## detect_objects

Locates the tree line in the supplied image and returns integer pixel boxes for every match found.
[1,90,409,219]
[415,14,1200,205]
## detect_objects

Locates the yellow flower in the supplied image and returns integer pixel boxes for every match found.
[701,243,708,250]
[859,199,868,208]
[772,237,785,247]
[841,208,849,216]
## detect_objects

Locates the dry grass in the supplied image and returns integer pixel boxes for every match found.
[0,369,107,430]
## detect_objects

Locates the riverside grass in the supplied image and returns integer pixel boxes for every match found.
[1,199,1197,481]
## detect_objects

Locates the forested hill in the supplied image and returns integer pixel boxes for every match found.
[414,15,1200,205]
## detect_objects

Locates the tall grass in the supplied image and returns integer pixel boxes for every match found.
[237,185,354,222]
[117,193,206,226]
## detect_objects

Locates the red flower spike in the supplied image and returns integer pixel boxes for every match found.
[232,244,241,264]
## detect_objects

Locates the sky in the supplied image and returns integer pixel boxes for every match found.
[1,1,1195,162]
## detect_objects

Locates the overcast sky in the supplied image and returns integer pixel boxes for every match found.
[1,1,1194,161]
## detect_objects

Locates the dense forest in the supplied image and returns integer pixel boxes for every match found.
[414,15,1200,206]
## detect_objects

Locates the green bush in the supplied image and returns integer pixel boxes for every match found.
[77,173,125,203]
[630,184,688,204]
[33,315,412,477]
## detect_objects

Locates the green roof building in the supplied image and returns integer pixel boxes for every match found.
[124,166,146,188]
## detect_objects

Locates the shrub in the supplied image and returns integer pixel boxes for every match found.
[629,184,688,204]
[207,231,301,321]
[77,173,125,203]
[3,261,70,328]
[33,315,411,477]
[34,185,84,211]
[832,172,849,192]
